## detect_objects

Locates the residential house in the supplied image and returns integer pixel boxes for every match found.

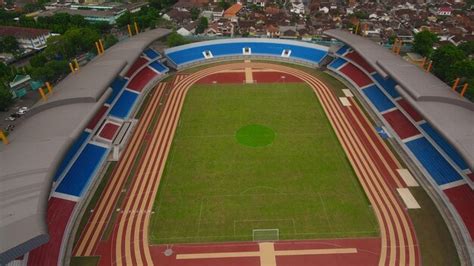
[224,3,243,22]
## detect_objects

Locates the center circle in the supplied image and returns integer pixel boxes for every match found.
[236,124,275,147]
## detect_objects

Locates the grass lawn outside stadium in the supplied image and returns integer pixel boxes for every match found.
[149,82,379,244]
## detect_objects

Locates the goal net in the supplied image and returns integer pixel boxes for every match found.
[252,229,279,241]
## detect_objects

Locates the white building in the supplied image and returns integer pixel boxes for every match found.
[0,26,51,50]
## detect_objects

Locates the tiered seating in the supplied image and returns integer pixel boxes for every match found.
[405,137,463,185]
[444,185,474,239]
[55,143,109,197]
[396,99,423,122]
[336,45,349,55]
[106,77,127,105]
[166,42,328,67]
[53,132,90,181]
[328,57,347,70]
[419,123,469,171]
[143,48,160,60]
[345,51,375,73]
[86,105,109,130]
[149,61,169,74]
[382,110,420,140]
[361,85,395,113]
[339,63,373,87]
[26,198,76,266]
[371,73,400,98]
[127,67,158,92]
[98,122,120,141]
[109,90,139,119]
[125,57,149,78]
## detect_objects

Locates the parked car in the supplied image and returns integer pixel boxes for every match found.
[4,116,15,121]
[10,113,21,118]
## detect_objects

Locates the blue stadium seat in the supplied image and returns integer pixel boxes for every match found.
[371,73,400,98]
[336,45,349,55]
[106,77,128,105]
[144,48,160,59]
[328,57,347,69]
[109,90,139,119]
[420,123,469,170]
[53,131,90,181]
[166,42,328,67]
[362,85,396,112]
[406,137,463,185]
[55,144,108,197]
[149,61,169,74]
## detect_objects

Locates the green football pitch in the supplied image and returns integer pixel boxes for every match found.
[149,82,378,244]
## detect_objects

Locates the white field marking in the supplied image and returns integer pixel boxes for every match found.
[396,169,419,187]
[342,89,354,97]
[339,97,351,106]
[439,179,467,191]
[396,188,420,209]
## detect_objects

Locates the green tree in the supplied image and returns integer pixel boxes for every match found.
[0,83,13,111]
[431,45,465,82]
[412,30,438,57]
[458,41,474,56]
[30,54,48,68]
[218,0,231,10]
[190,7,200,20]
[166,32,189,47]
[103,34,119,49]
[0,36,19,54]
[195,17,208,34]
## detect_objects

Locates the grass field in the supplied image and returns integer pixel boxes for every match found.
[149,82,378,244]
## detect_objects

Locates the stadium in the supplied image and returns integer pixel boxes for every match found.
[0,28,473,266]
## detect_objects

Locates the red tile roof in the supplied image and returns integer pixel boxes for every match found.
[0,26,50,39]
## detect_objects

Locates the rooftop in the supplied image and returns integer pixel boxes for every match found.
[0,26,50,39]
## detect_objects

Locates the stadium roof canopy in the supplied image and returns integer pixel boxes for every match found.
[0,28,170,264]
[324,29,474,171]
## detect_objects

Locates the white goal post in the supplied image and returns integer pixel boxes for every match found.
[252,229,279,241]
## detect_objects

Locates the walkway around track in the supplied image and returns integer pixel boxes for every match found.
[73,62,420,266]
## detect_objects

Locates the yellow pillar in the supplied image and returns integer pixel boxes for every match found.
[460,83,469,96]
[45,82,53,94]
[74,59,79,70]
[69,62,75,73]
[0,130,8,145]
[452,78,460,91]
[134,21,139,35]
[420,57,426,68]
[392,39,398,53]
[39,87,47,101]
[354,23,359,35]
[425,61,432,73]
[397,40,403,54]
[95,41,102,55]
[127,24,133,37]
[99,39,105,53]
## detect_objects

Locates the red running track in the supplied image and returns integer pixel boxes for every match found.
[99,122,120,140]
[382,109,420,140]
[444,184,474,239]
[86,106,109,130]
[147,238,380,266]
[345,52,375,73]
[125,57,148,78]
[196,71,303,84]
[339,63,373,87]
[396,99,424,122]
[27,197,76,266]
[127,67,158,92]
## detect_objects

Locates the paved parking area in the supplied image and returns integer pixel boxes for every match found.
[0,91,41,133]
